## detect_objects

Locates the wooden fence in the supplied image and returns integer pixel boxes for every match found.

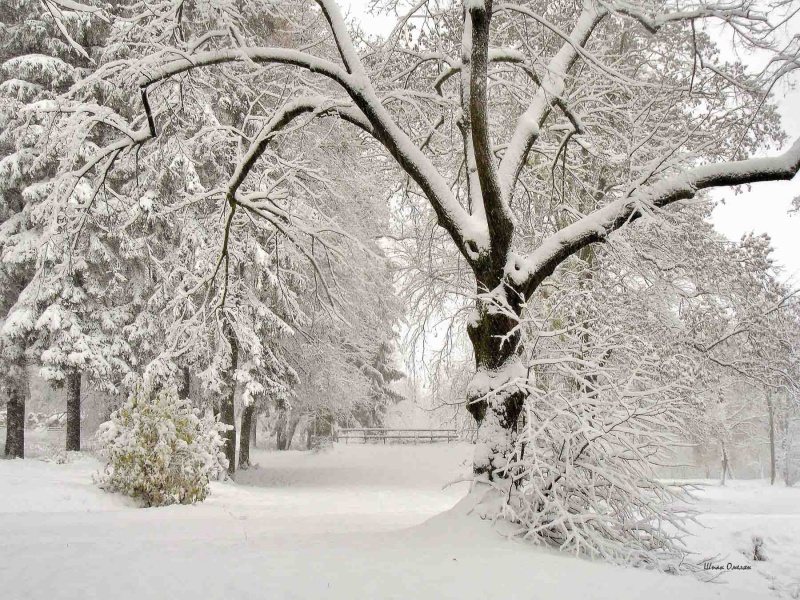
[336,427,468,444]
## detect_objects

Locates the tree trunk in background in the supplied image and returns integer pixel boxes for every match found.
[720,444,732,486]
[275,401,288,450]
[306,418,313,450]
[66,372,81,452]
[284,414,300,450]
[221,322,238,477]
[251,412,257,449]
[239,404,255,469]
[768,395,776,485]
[178,366,191,400]
[4,373,27,459]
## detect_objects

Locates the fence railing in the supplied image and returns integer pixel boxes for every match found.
[336,427,466,444]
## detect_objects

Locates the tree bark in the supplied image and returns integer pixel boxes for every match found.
[768,395,776,485]
[178,366,191,400]
[220,321,238,476]
[239,404,255,469]
[66,372,81,452]
[4,373,27,459]
[465,269,527,478]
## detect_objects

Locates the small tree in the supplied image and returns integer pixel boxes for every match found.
[95,385,229,507]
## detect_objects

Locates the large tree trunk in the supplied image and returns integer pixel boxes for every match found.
[4,371,27,459]
[768,395,776,485]
[465,271,527,478]
[239,404,256,469]
[220,322,238,477]
[66,372,81,452]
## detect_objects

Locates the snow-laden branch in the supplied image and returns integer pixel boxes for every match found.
[497,4,605,197]
[509,137,800,294]
[606,0,768,34]
[465,0,515,266]
[137,47,351,89]
[137,23,486,260]
[433,47,526,93]
[226,96,373,203]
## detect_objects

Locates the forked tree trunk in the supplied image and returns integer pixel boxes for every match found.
[465,271,527,478]
[66,372,81,452]
[220,322,238,476]
[239,404,256,469]
[4,370,27,459]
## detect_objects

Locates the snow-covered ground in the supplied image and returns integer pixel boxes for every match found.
[1,441,798,600]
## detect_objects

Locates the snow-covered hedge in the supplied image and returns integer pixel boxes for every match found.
[94,386,229,507]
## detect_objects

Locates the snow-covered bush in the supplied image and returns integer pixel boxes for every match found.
[94,386,229,507]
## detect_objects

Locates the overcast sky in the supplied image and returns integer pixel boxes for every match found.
[341,1,800,281]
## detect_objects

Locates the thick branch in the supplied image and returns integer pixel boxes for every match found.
[139,37,485,260]
[467,0,514,266]
[138,47,351,88]
[510,138,800,295]
[498,5,605,197]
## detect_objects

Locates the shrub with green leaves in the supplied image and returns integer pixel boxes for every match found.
[95,386,229,507]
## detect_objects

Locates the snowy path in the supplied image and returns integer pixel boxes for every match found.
[1,444,796,599]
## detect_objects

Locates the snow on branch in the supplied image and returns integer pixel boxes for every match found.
[137,40,486,260]
[497,5,605,196]
[509,137,800,294]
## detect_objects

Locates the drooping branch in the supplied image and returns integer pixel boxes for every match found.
[225,96,374,203]
[138,35,485,261]
[606,0,769,35]
[137,47,352,89]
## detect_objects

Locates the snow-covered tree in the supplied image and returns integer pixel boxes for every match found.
[0,0,110,456]
[22,0,800,564]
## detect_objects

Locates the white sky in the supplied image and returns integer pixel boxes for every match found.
[711,82,800,282]
[341,1,800,280]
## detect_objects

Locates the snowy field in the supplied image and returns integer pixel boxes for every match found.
[1,440,799,600]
